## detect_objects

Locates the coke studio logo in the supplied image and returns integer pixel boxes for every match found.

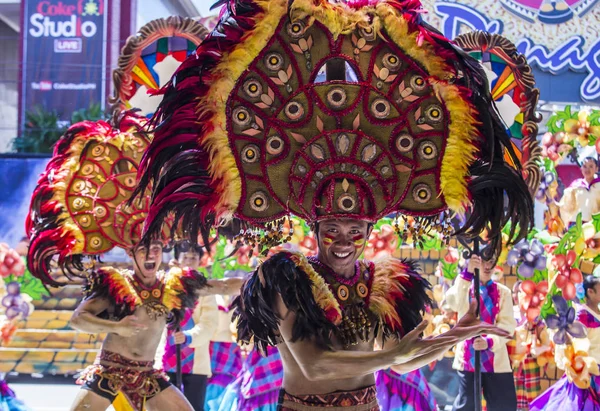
[28,0,104,39]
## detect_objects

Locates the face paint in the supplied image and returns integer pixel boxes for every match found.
[352,234,365,248]
[323,233,335,246]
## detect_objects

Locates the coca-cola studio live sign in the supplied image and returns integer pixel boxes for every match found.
[20,0,109,128]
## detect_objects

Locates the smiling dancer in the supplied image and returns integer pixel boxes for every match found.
[133,0,534,409]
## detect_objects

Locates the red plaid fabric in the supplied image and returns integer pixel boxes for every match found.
[514,355,541,409]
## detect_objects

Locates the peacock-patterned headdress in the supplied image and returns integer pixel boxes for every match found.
[135,0,534,252]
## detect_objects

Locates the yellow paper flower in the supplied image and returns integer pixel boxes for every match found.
[561,345,600,389]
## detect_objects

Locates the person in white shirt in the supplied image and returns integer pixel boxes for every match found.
[445,251,517,411]
[558,156,600,227]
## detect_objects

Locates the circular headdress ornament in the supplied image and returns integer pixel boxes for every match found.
[137,0,534,251]
[26,18,208,286]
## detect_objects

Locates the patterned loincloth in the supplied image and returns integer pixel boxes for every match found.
[77,350,171,411]
[278,386,379,410]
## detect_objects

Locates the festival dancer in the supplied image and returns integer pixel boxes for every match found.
[25,114,209,411]
[530,275,600,411]
[446,253,518,411]
[205,294,243,411]
[558,156,600,226]
[133,0,535,409]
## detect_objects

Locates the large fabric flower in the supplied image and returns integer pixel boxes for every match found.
[545,295,587,345]
[507,238,547,278]
[574,222,600,259]
[0,243,25,278]
[560,344,600,389]
[1,282,30,321]
[519,280,549,322]
[552,251,584,300]
[536,171,560,203]
[364,224,398,259]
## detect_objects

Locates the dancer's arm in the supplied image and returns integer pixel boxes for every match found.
[70,297,146,336]
[275,295,507,381]
[202,278,245,296]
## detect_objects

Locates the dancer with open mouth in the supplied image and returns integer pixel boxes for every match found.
[25,114,209,411]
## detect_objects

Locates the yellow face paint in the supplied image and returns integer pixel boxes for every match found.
[352,235,365,249]
[323,234,335,245]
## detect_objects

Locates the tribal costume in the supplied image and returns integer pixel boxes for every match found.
[24,94,205,411]
[132,0,536,408]
[78,351,171,410]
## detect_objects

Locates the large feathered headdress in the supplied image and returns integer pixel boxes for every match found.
[26,17,207,286]
[135,0,534,252]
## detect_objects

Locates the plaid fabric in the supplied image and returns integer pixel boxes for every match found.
[279,385,379,410]
[463,281,497,373]
[240,346,283,398]
[209,341,243,380]
[514,356,541,409]
[376,368,437,410]
[162,309,195,374]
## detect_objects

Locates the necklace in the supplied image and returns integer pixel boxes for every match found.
[128,271,168,320]
[307,257,361,286]
[308,257,373,347]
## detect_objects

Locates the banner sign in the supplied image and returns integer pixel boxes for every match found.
[20,0,109,128]
[422,0,600,104]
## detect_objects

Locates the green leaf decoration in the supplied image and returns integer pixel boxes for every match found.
[555,213,583,255]
[5,268,50,301]
[441,261,458,280]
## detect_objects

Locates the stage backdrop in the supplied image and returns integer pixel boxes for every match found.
[19,0,109,129]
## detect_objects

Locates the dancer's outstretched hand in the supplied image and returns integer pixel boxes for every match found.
[391,299,509,367]
[453,299,510,340]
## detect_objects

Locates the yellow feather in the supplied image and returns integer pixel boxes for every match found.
[197,0,288,217]
[288,253,342,325]
[375,4,452,81]
[162,267,186,311]
[370,258,404,329]
[432,81,479,214]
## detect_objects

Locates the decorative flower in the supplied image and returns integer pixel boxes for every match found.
[541,132,573,162]
[536,171,560,203]
[1,282,30,320]
[0,243,25,278]
[519,280,549,322]
[545,295,587,345]
[0,319,17,346]
[552,251,584,300]
[575,222,600,259]
[443,247,459,264]
[364,224,398,259]
[561,344,600,389]
[506,238,547,278]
